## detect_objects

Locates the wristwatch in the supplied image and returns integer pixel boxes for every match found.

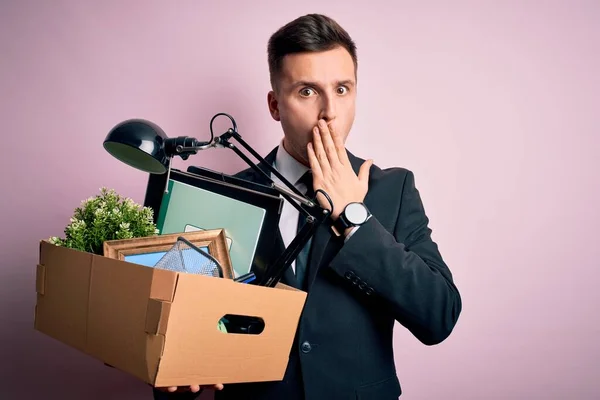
[332,202,371,236]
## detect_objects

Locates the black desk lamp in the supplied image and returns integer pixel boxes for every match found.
[103,113,332,288]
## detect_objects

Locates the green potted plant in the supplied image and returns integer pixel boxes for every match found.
[48,187,159,255]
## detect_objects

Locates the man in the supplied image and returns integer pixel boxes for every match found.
[155,13,461,400]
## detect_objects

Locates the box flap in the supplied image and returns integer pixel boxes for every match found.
[145,298,171,335]
[86,254,177,384]
[34,241,93,353]
[149,269,178,302]
[36,264,45,295]
[154,274,307,387]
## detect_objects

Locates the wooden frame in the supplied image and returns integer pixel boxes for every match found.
[102,229,234,279]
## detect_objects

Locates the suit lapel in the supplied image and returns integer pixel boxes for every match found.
[272,229,299,288]
[305,221,334,289]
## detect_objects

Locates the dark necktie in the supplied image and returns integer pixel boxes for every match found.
[295,171,314,289]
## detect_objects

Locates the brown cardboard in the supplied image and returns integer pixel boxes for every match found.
[34,240,307,387]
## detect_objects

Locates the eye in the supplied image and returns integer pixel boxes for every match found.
[337,86,349,95]
[300,87,316,97]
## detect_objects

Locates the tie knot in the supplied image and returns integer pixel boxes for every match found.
[297,171,314,198]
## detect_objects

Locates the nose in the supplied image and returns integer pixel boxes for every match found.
[318,92,336,123]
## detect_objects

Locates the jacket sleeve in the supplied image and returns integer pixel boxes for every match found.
[327,170,462,345]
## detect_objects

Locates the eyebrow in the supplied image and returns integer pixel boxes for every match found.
[291,79,356,89]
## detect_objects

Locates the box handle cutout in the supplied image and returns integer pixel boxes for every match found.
[218,314,265,335]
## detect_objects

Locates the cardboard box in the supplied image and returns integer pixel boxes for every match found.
[34,240,307,387]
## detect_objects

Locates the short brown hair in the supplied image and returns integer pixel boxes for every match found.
[267,13,358,90]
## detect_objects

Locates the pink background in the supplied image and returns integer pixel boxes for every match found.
[1,1,599,399]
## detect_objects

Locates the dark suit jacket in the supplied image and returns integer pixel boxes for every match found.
[154,147,462,400]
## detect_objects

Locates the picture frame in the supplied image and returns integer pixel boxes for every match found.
[102,230,234,279]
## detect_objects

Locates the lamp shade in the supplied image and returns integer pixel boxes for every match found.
[103,119,169,174]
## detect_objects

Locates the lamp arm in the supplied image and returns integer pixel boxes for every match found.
[217,129,304,198]
[210,128,333,288]
[166,112,333,288]
[176,114,327,214]
[260,213,322,287]
[215,129,318,211]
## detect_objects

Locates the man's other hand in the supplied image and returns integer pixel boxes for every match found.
[154,383,224,393]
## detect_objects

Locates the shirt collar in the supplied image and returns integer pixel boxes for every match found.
[272,140,309,186]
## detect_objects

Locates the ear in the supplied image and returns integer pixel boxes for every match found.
[267,91,280,121]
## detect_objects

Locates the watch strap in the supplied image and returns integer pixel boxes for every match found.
[333,212,352,234]
[331,202,371,236]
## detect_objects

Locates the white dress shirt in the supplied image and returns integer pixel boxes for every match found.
[269,141,361,274]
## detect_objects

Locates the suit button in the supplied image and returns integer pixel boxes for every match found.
[301,341,312,353]
[365,287,374,296]
[344,271,355,280]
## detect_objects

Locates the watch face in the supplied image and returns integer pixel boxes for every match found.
[345,203,369,224]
